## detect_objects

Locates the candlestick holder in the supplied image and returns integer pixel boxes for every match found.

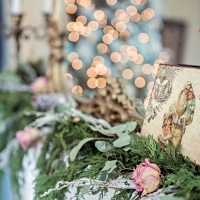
[11,14,23,56]
[0,11,67,93]
[45,13,67,93]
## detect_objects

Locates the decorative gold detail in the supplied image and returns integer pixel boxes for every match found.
[46,0,67,93]
[76,78,144,125]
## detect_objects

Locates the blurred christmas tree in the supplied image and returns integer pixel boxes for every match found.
[65,0,167,104]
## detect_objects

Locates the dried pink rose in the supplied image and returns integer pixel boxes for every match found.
[132,158,161,196]
[16,128,40,150]
[30,77,47,93]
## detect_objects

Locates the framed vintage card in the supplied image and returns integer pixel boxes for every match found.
[142,64,200,164]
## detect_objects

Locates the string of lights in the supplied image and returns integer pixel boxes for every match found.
[64,0,169,105]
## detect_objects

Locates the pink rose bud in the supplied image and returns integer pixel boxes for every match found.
[132,158,161,196]
[30,77,47,94]
[16,128,40,150]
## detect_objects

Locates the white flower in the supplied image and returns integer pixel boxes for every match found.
[189,106,194,110]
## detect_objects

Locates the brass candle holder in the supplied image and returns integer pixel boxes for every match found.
[45,1,67,94]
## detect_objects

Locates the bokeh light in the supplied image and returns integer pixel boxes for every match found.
[147,90,152,97]
[106,0,117,5]
[64,0,160,100]
[85,1,95,10]
[72,85,83,95]
[88,21,99,31]
[141,8,154,20]
[140,0,147,5]
[67,22,75,31]
[144,97,150,109]
[110,52,121,63]
[93,56,104,63]
[68,52,79,62]
[76,15,87,25]
[82,26,91,36]
[68,32,79,42]
[138,33,149,43]
[142,64,152,74]
[115,9,124,18]
[131,0,141,5]
[135,77,145,88]
[108,29,119,40]
[134,54,144,64]
[77,0,91,8]
[97,78,106,88]
[64,73,73,79]
[119,13,130,23]
[66,4,77,14]
[115,22,126,32]
[126,6,137,16]
[159,52,170,62]
[130,13,141,22]
[147,81,154,90]
[87,67,97,78]
[87,78,98,88]
[126,46,137,55]
[120,30,130,40]
[94,10,105,20]
[103,25,114,34]
[102,34,113,44]
[96,64,107,75]
[120,53,129,63]
[97,43,108,54]
[120,45,128,53]
[72,59,83,70]
[104,68,112,78]
[122,69,133,79]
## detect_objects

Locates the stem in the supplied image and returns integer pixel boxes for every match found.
[121,168,133,171]
[94,137,115,141]
[66,140,80,150]
[117,160,126,168]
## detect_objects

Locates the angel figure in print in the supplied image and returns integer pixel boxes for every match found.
[159,81,196,149]
[146,67,177,122]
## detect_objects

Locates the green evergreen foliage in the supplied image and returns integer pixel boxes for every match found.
[1,92,200,200]
[111,190,137,200]
[165,168,200,200]
[130,134,199,176]
[35,130,200,199]
[0,92,35,200]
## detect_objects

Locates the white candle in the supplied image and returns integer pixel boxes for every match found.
[43,0,53,14]
[11,0,22,14]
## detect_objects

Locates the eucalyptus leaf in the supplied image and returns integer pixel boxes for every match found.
[97,173,108,181]
[88,125,113,137]
[125,122,137,132]
[80,185,90,193]
[111,124,126,134]
[70,138,95,161]
[123,145,131,151]
[95,141,112,152]
[101,160,117,173]
[113,134,130,148]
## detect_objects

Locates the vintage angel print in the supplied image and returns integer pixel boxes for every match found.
[142,64,200,164]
